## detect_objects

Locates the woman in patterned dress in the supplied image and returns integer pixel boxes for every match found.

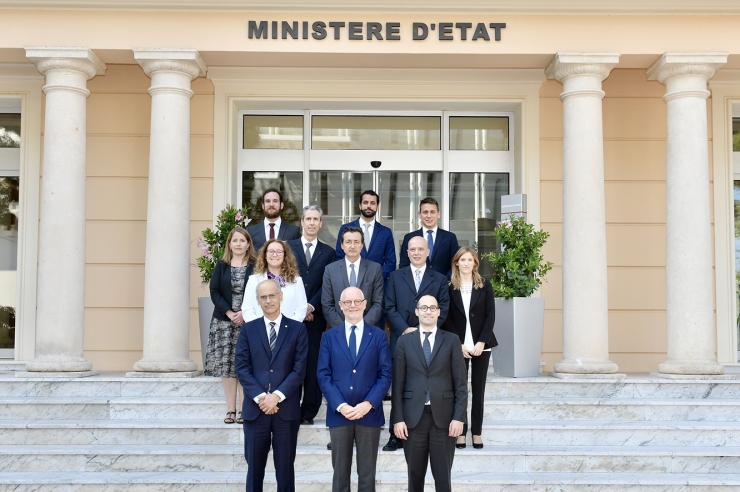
[205,227,256,424]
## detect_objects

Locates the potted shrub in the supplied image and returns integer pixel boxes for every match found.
[486,215,553,377]
[195,204,255,367]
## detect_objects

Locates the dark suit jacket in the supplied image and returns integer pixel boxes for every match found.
[317,322,392,427]
[385,266,450,356]
[335,219,397,281]
[287,238,336,330]
[209,260,254,321]
[390,329,467,429]
[442,280,498,349]
[321,258,384,328]
[234,316,308,422]
[247,220,301,252]
[399,228,460,278]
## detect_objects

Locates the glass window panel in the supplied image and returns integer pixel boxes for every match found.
[733,118,740,152]
[241,172,303,227]
[311,116,441,150]
[0,177,18,349]
[309,171,374,245]
[378,172,442,264]
[449,116,509,151]
[243,115,303,150]
[0,113,20,149]
[449,173,509,279]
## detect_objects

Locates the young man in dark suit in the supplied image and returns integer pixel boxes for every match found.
[246,188,301,251]
[399,197,459,278]
[335,190,396,282]
[234,279,308,492]
[317,286,392,492]
[391,295,467,492]
[287,205,337,425]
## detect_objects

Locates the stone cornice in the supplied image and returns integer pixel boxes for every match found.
[4,0,740,14]
[646,52,729,84]
[24,46,106,78]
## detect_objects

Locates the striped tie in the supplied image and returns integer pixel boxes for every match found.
[269,322,277,352]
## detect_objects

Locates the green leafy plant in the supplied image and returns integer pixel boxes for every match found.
[196,204,256,283]
[485,215,553,299]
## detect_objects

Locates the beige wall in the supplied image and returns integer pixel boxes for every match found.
[76,64,214,370]
[539,68,715,372]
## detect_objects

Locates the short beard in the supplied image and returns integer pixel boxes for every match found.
[264,207,281,219]
[360,208,376,219]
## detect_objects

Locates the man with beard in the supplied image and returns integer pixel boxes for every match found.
[247,188,301,252]
[335,190,396,283]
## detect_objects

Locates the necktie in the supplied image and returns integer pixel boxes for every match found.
[423,331,432,403]
[269,223,275,240]
[414,269,421,291]
[305,242,313,265]
[349,263,357,287]
[426,230,434,258]
[269,322,277,352]
[349,325,357,364]
[363,223,370,247]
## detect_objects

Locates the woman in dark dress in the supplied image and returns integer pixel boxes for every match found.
[443,246,497,449]
[204,226,256,424]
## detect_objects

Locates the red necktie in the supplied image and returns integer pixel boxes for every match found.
[269,223,275,239]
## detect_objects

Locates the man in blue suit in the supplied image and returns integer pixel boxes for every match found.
[287,205,337,425]
[235,279,309,492]
[318,286,392,492]
[335,190,396,282]
[399,197,460,278]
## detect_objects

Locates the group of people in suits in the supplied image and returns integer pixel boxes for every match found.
[204,187,497,492]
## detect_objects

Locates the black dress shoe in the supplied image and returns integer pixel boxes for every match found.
[383,393,392,401]
[300,419,314,425]
[382,436,402,451]
[472,436,484,449]
[456,438,467,449]
[326,441,332,450]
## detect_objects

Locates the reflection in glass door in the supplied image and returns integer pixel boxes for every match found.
[0,110,20,358]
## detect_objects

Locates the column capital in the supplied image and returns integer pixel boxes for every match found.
[545,52,620,83]
[133,48,206,80]
[646,52,728,85]
[24,46,106,79]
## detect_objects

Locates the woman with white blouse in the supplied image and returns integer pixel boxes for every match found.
[241,238,308,322]
[442,246,497,449]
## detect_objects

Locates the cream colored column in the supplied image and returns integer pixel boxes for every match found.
[647,53,728,376]
[545,52,621,376]
[23,47,105,377]
[130,49,205,376]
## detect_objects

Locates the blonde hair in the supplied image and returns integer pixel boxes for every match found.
[449,246,485,290]
[254,238,300,283]
[221,227,257,266]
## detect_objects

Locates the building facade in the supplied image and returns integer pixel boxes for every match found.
[0,0,739,375]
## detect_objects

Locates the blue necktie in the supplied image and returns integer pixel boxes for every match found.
[426,230,434,258]
[423,331,432,403]
[349,263,357,287]
[349,325,357,365]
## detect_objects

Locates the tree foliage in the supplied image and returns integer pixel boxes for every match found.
[485,215,553,299]
[196,204,257,283]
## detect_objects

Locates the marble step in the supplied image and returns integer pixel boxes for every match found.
[3,374,740,400]
[4,396,740,422]
[2,444,740,474]
[3,419,740,447]
[1,471,740,491]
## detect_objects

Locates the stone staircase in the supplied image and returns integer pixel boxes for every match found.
[1,371,740,491]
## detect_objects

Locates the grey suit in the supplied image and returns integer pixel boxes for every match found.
[390,329,467,492]
[321,258,384,327]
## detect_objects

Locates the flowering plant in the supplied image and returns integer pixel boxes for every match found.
[485,215,553,299]
[196,204,255,283]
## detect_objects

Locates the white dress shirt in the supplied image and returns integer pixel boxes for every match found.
[345,257,362,285]
[422,225,438,245]
[301,236,318,310]
[241,273,308,323]
[264,217,282,241]
[336,319,365,412]
[253,314,286,403]
[461,284,491,353]
[411,264,427,291]
[359,218,376,248]
[419,326,437,405]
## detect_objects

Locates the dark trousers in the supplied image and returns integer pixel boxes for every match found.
[463,351,490,436]
[403,406,455,492]
[300,326,324,421]
[330,423,381,492]
[243,412,300,492]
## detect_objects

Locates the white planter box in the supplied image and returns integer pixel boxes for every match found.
[491,297,545,378]
[198,296,215,368]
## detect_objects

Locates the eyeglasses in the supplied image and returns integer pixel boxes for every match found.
[266,250,284,256]
[417,305,439,312]
[339,299,366,307]
[258,293,279,302]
